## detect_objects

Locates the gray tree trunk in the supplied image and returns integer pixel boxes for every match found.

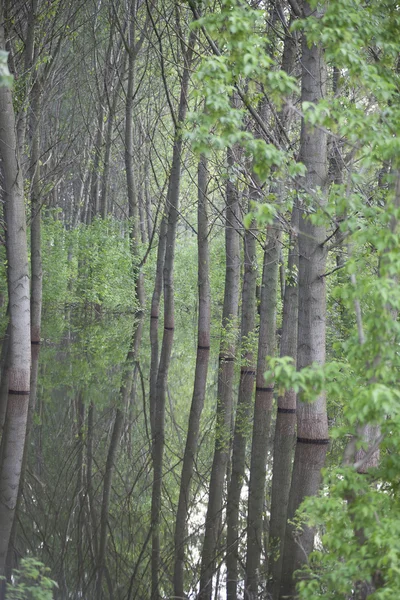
[151,30,195,600]
[173,155,211,599]
[279,3,329,596]
[226,206,257,600]
[199,146,241,600]
[0,9,31,583]
[268,208,299,600]
[245,221,281,598]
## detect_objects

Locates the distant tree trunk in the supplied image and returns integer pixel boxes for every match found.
[125,6,139,244]
[100,58,125,219]
[88,108,105,224]
[0,11,31,587]
[151,30,195,600]
[173,155,211,600]
[245,220,281,598]
[268,207,299,600]
[149,215,167,437]
[199,146,241,600]
[226,205,257,600]
[279,2,329,596]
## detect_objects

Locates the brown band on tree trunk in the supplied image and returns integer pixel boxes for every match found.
[278,407,296,414]
[297,437,329,445]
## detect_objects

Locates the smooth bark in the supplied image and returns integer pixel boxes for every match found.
[151,30,195,600]
[245,221,281,598]
[0,10,31,582]
[173,155,211,599]
[226,210,257,600]
[199,146,241,600]
[279,3,329,596]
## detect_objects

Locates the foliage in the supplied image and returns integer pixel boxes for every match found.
[3,558,57,599]
[0,50,13,88]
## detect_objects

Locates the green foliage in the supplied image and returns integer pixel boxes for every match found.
[0,50,13,88]
[187,0,297,183]
[3,558,57,599]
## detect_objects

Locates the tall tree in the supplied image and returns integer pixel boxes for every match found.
[0,4,31,589]
[279,2,329,596]
[173,154,211,599]
[199,146,241,600]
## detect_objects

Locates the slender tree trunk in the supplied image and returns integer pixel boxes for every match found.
[199,146,241,600]
[226,207,257,600]
[100,66,124,219]
[279,3,329,596]
[149,215,167,438]
[151,31,195,600]
[0,12,31,585]
[245,221,281,598]
[268,208,299,600]
[125,7,139,244]
[173,155,211,599]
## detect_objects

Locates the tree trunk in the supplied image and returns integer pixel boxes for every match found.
[226,207,257,600]
[245,221,281,598]
[268,208,299,600]
[173,155,211,599]
[0,10,31,584]
[199,146,241,600]
[151,30,195,600]
[279,2,329,596]
[5,77,43,579]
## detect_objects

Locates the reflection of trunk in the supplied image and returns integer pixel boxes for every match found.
[199,147,241,600]
[76,394,85,591]
[279,2,329,596]
[95,407,124,598]
[0,14,31,582]
[268,208,299,600]
[151,31,195,600]
[86,401,98,559]
[173,156,210,599]
[226,208,257,600]
[246,221,281,598]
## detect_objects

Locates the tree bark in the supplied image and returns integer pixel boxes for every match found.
[199,146,241,600]
[173,155,211,599]
[151,29,195,600]
[0,9,31,583]
[226,207,257,600]
[279,2,329,596]
[245,221,281,598]
[268,208,299,600]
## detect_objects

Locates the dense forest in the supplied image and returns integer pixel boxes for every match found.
[0,0,399,598]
